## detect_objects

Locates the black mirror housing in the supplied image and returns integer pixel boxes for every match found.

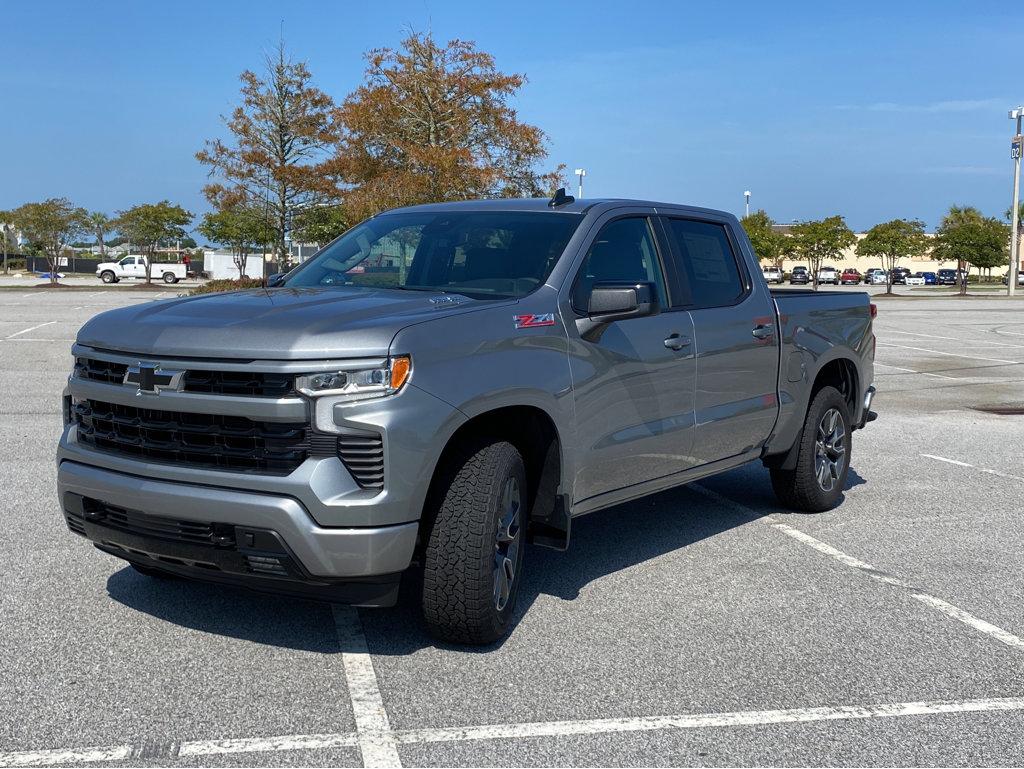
[587,282,660,323]
[266,272,286,287]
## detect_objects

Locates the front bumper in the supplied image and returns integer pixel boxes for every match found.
[58,460,419,604]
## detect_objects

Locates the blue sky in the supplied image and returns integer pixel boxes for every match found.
[1,0,1019,232]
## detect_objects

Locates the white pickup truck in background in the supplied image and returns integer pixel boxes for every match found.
[96,256,187,284]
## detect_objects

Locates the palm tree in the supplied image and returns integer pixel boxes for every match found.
[87,211,112,257]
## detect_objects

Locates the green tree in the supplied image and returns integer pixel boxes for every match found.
[86,211,113,257]
[332,31,564,222]
[790,215,856,290]
[740,209,785,266]
[197,41,339,272]
[933,206,1008,295]
[292,204,348,246]
[855,219,929,295]
[113,201,193,284]
[198,206,275,280]
[10,198,87,284]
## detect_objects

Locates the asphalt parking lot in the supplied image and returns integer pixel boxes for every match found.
[3,287,1024,767]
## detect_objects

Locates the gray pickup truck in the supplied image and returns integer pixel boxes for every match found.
[58,194,876,643]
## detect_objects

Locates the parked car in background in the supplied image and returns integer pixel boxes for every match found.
[817,266,840,285]
[840,269,862,285]
[1001,271,1024,286]
[762,265,784,284]
[921,271,937,285]
[866,268,887,285]
[905,273,926,286]
[96,255,187,284]
[790,265,810,285]
[889,267,911,285]
[936,268,959,285]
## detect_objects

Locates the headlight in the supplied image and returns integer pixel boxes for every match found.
[295,356,411,401]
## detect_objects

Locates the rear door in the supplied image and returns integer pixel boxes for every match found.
[661,215,780,466]
[566,212,697,504]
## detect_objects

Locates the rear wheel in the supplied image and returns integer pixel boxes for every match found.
[422,439,526,644]
[770,386,851,512]
[162,272,178,284]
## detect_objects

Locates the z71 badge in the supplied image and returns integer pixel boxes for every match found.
[513,313,556,329]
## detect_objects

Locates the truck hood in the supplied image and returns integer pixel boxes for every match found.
[76,286,499,359]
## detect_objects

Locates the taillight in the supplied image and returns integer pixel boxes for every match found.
[869,303,878,318]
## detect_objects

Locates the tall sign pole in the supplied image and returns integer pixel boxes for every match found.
[574,168,587,199]
[1009,108,1023,296]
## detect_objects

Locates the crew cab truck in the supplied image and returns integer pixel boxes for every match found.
[59,195,876,644]
[96,255,187,284]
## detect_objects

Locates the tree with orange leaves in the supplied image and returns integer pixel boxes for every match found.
[331,32,563,222]
[197,42,339,271]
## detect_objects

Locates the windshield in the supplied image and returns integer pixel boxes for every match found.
[283,210,583,299]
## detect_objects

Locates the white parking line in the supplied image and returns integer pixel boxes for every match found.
[333,606,401,768]
[4,697,1024,767]
[882,329,1023,348]
[394,697,1024,745]
[874,362,957,380]
[921,454,1024,483]
[875,342,1017,365]
[3,320,55,339]
[689,484,1024,650]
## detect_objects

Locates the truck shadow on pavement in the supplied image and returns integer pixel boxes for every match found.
[105,465,866,654]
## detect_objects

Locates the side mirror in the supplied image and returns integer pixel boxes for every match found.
[266,272,286,287]
[588,282,660,323]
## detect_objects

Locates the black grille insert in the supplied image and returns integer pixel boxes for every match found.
[183,370,294,398]
[75,357,128,385]
[74,399,309,474]
[75,357,295,398]
[338,432,385,490]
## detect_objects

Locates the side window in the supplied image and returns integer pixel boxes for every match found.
[120,257,135,266]
[665,218,745,308]
[572,217,667,312]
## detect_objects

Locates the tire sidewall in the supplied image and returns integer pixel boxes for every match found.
[101,271,114,284]
[801,386,852,509]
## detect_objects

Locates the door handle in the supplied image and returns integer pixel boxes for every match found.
[752,324,775,340]
[664,334,691,351]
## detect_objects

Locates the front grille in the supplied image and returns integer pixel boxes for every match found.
[338,432,385,490]
[75,357,295,398]
[74,399,310,474]
[183,370,294,398]
[75,357,128,384]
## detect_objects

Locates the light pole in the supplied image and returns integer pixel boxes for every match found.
[744,190,751,218]
[1009,108,1023,296]
[574,168,586,199]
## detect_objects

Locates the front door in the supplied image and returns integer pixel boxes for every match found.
[661,216,780,466]
[567,214,697,505]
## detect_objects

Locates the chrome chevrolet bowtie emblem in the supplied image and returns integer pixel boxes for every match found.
[124,363,184,396]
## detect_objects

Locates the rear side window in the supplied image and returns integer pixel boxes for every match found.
[664,218,745,308]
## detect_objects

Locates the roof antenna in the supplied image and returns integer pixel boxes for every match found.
[548,187,575,208]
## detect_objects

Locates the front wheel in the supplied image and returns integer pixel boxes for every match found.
[770,386,851,512]
[100,271,116,284]
[422,439,527,644]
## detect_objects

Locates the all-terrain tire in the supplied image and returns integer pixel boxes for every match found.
[770,385,851,512]
[422,439,526,644]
